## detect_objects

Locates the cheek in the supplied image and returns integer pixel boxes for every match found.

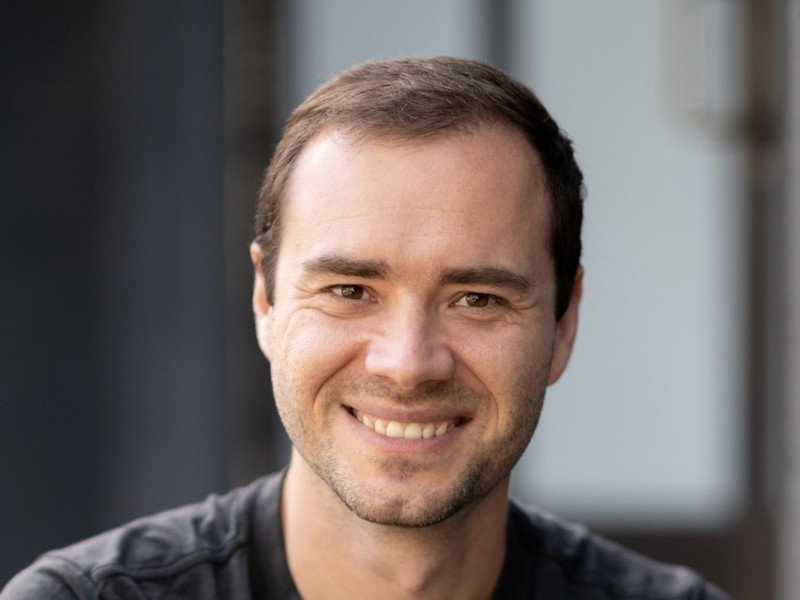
[270,310,367,402]
[456,325,555,426]
[460,321,554,379]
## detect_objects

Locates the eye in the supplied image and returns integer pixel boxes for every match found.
[454,292,497,308]
[330,284,371,301]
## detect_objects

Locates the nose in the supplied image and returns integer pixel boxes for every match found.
[364,303,456,390]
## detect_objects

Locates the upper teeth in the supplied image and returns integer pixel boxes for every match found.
[355,410,453,439]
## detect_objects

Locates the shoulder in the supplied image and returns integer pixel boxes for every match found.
[504,501,731,599]
[1,473,284,599]
[2,564,81,600]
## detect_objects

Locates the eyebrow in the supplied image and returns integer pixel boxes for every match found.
[439,266,532,294]
[302,254,531,293]
[301,255,394,279]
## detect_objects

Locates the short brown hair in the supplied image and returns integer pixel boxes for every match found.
[254,56,584,319]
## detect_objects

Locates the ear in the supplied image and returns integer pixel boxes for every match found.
[250,242,274,361]
[548,266,583,385]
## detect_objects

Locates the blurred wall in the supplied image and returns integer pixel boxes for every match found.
[1,0,229,584]
[1,3,98,582]
[223,0,292,489]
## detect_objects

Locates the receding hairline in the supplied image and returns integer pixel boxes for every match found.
[280,120,550,209]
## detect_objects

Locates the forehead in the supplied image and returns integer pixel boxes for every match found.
[279,125,551,281]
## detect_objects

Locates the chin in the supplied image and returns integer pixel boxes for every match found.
[320,456,494,528]
[344,492,473,528]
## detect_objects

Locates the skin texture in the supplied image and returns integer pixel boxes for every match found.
[251,125,582,599]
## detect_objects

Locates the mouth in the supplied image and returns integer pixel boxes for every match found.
[346,407,467,440]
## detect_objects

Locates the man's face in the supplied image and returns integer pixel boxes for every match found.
[253,125,579,527]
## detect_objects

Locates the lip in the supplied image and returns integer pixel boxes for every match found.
[342,404,470,454]
[343,402,470,425]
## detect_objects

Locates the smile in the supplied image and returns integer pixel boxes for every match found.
[349,408,463,440]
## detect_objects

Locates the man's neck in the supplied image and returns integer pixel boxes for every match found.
[280,452,508,600]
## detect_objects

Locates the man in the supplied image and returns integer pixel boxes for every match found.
[3,57,729,599]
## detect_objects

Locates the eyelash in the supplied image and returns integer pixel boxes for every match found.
[453,292,507,310]
[327,284,375,303]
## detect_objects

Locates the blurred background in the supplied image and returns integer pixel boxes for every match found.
[2,1,798,598]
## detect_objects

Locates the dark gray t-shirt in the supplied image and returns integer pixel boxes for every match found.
[2,472,730,599]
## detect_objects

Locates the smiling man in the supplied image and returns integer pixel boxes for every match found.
[3,57,730,599]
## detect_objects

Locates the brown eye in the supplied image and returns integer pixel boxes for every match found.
[463,292,490,307]
[336,285,366,300]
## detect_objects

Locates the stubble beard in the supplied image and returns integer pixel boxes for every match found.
[274,369,549,529]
